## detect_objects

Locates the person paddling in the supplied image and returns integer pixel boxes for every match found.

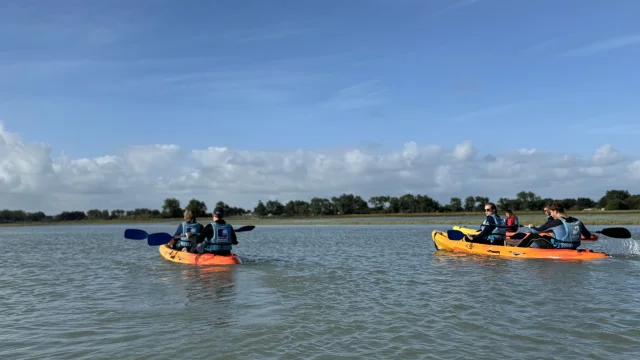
[465,202,507,245]
[168,209,202,252]
[520,202,591,249]
[193,207,238,255]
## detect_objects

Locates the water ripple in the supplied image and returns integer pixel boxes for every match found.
[1,224,640,359]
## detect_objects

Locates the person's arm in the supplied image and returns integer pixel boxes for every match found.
[231,227,238,245]
[579,220,591,238]
[532,219,561,233]
[196,224,213,243]
[472,216,496,240]
[174,224,183,238]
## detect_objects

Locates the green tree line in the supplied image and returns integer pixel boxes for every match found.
[1,189,638,224]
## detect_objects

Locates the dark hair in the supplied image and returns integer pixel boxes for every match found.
[505,209,513,215]
[485,202,497,212]
[549,202,565,213]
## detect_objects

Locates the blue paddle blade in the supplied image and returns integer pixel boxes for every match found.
[147,233,175,246]
[447,230,466,241]
[124,229,148,240]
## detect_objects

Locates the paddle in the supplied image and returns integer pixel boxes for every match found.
[519,225,632,239]
[593,227,631,239]
[124,229,148,240]
[447,230,466,240]
[448,229,527,241]
[147,232,175,246]
[146,225,257,246]
[234,225,256,233]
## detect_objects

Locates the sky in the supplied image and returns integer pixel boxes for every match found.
[1,0,640,214]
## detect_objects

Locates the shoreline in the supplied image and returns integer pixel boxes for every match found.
[2,211,640,227]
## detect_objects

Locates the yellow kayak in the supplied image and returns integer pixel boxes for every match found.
[431,230,609,260]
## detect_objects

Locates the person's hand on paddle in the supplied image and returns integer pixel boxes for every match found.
[528,224,535,228]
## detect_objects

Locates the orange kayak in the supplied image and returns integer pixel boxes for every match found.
[432,230,609,260]
[158,244,242,265]
[452,226,598,241]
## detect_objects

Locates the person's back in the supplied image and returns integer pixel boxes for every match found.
[195,207,238,255]
[547,216,584,249]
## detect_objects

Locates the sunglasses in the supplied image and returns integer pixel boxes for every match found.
[484,208,492,212]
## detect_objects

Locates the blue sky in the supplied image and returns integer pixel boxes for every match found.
[2,0,639,159]
[3,1,640,213]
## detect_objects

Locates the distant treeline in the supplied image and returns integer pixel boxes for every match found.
[1,190,639,224]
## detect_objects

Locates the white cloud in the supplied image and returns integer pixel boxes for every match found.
[1,124,640,214]
[592,144,624,166]
[452,140,475,161]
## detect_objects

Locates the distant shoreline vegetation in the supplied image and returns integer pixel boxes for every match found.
[1,189,639,226]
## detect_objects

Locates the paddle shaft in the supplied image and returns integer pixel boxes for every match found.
[147,225,256,246]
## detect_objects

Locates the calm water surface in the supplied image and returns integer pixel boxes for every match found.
[2,224,640,359]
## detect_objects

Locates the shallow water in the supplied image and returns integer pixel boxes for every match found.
[2,224,640,359]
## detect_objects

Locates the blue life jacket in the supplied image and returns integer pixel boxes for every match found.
[481,214,507,243]
[549,217,582,249]
[177,221,202,249]
[203,222,233,252]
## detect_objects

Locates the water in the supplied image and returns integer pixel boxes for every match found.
[2,224,640,359]
[269,213,636,223]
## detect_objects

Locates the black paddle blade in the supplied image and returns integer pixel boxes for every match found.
[447,230,466,241]
[234,225,255,232]
[597,227,632,239]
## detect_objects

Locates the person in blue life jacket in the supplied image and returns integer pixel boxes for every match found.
[519,201,591,249]
[465,202,507,245]
[193,206,238,255]
[167,209,202,252]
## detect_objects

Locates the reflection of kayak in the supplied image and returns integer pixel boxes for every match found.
[452,226,598,241]
[431,230,609,260]
[159,244,242,265]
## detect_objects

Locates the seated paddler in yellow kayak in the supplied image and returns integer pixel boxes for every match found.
[464,202,507,245]
[519,202,591,249]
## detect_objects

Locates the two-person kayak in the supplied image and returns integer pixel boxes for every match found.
[431,229,609,260]
[452,226,599,241]
[159,244,242,265]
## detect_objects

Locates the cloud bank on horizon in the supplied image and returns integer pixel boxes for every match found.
[1,1,640,213]
[2,124,639,214]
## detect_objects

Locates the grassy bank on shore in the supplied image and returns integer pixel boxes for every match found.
[3,210,640,227]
